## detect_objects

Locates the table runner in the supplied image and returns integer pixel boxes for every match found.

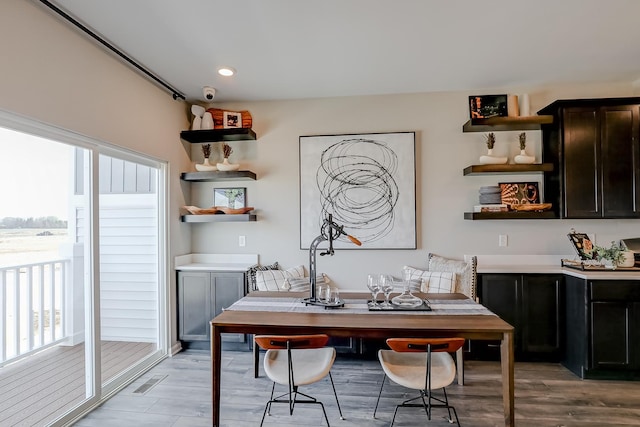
[225,296,495,315]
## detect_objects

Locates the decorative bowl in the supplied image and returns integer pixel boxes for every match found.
[195,163,217,172]
[216,161,240,171]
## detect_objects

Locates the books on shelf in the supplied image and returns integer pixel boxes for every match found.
[473,204,509,213]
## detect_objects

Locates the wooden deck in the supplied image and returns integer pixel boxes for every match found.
[0,341,155,426]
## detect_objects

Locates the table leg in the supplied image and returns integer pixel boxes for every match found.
[211,324,221,427]
[456,347,464,385]
[253,335,260,378]
[500,331,515,426]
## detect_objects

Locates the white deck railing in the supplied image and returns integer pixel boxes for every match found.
[0,259,70,366]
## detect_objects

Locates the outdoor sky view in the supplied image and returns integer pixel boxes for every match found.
[0,126,71,220]
[0,126,73,266]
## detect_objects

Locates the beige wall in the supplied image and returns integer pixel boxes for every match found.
[0,0,191,347]
[199,84,639,289]
[2,1,639,321]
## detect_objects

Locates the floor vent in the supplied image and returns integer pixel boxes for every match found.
[133,375,167,394]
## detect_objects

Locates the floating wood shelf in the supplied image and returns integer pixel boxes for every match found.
[464,211,557,220]
[463,116,553,132]
[181,214,257,223]
[180,170,257,182]
[463,163,554,175]
[180,128,257,143]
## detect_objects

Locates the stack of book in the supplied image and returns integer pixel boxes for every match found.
[473,204,509,213]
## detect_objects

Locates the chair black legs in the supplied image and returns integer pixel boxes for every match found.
[328,372,344,420]
[373,373,386,418]
[259,374,342,426]
[375,379,461,427]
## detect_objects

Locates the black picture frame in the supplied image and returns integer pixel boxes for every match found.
[213,187,246,208]
[299,132,416,250]
[469,94,508,121]
[567,232,594,260]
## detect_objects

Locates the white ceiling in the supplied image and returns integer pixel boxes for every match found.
[49,0,640,103]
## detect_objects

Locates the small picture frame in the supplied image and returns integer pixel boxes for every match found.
[223,111,242,128]
[499,182,540,206]
[469,94,508,121]
[214,187,246,209]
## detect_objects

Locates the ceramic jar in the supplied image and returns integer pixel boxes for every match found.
[479,149,508,165]
[514,149,535,164]
[216,158,240,171]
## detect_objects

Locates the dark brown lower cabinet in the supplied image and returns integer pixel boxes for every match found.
[471,273,562,362]
[563,276,640,380]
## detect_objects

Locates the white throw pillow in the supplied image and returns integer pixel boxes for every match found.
[402,265,456,293]
[428,254,477,298]
[282,273,329,292]
[255,265,305,291]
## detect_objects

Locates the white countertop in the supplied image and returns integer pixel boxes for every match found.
[175,253,258,272]
[474,255,640,280]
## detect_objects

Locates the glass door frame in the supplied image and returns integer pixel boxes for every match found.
[0,108,170,426]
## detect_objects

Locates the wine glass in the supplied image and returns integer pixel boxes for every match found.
[380,275,394,307]
[367,274,381,307]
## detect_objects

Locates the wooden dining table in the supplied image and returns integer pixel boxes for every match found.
[210,291,515,426]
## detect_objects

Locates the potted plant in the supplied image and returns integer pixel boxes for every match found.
[514,132,535,164]
[485,132,496,153]
[479,132,507,164]
[194,143,216,171]
[216,143,240,171]
[590,241,625,268]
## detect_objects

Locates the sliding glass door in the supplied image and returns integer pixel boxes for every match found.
[98,154,160,389]
[0,111,168,426]
[0,128,94,426]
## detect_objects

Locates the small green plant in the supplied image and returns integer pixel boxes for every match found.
[590,241,624,265]
[485,132,496,149]
[519,133,526,150]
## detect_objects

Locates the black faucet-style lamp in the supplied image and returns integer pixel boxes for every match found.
[304,214,361,308]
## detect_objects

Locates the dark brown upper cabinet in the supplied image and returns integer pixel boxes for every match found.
[539,97,640,219]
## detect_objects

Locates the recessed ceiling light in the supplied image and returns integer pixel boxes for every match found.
[217,67,236,77]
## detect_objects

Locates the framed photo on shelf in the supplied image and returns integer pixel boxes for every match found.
[469,94,508,121]
[499,182,539,205]
[213,187,246,209]
[223,111,242,128]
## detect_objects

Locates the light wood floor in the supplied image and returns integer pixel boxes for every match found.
[0,341,155,427]
[75,349,640,427]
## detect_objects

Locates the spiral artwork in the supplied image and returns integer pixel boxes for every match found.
[315,138,399,244]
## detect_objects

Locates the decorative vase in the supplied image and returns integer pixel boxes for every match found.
[507,95,519,117]
[191,115,202,131]
[201,112,214,130]
[216,158,240,171]
[618,251,635,268]
[195,158,217,172]
[514,149,535,164]
[519,94,531,117]
[479,148,508,165]
[191,104,205,130]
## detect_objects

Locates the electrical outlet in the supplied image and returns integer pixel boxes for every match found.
[239,235,246,247]
[499,234,508,247]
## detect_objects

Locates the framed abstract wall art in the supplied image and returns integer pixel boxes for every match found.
[299,132,416,249]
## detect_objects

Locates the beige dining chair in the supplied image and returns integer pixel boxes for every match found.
[374,337,465,426]
[254,334,344,426]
